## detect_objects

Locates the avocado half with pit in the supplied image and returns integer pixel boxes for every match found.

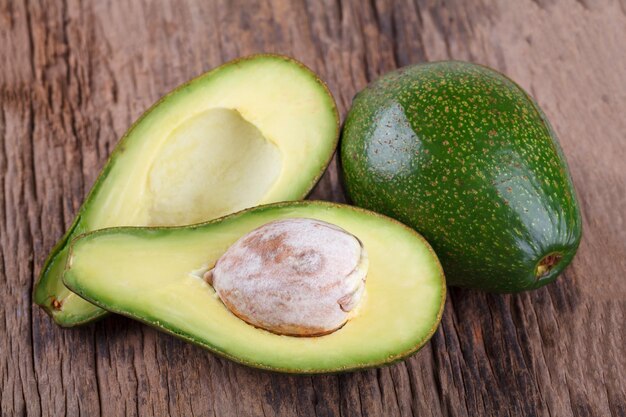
[63,201,446,373]
[341,61,582,293]
[35,55,340,326]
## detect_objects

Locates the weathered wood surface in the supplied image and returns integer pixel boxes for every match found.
[1,0,625,415]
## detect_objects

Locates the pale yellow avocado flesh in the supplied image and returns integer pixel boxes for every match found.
[63,202,446,373]
[147,108,282,225]
[34,56,339,326]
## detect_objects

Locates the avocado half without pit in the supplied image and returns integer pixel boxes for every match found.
[63,202,446,373]
[34,55,340,326]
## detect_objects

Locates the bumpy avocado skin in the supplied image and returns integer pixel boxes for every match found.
[341,61,582,293]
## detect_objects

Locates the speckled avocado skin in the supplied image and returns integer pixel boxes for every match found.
[341,61,582,292]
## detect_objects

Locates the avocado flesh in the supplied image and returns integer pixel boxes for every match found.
[35,55,339,326]
[63,201,445,373]
[341,61,582,293]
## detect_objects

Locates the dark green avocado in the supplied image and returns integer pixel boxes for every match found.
[341,61,582,292]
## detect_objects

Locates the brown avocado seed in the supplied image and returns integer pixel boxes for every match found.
[205,218,368,336]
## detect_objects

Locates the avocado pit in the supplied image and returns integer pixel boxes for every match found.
[206,218,368,336]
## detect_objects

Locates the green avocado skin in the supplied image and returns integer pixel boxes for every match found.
[341,61,582,293]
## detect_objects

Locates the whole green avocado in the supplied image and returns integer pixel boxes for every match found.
[341,61,582,292]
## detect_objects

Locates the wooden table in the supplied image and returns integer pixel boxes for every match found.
[1,0,625,416]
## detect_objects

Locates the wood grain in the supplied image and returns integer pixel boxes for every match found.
[1,0,625,416]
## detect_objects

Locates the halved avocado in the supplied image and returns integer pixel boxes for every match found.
[63,201,445,373]
[35,55,339,326]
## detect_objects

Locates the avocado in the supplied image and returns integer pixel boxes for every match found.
[35,55,340,326]
[62,201,446,373]
[341,61,582,293]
